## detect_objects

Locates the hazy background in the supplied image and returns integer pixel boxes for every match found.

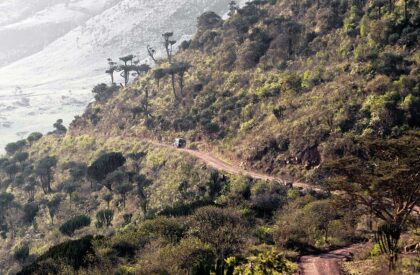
[0,0,246,151]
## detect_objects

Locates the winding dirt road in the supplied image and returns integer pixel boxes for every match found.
[146,139,316,190]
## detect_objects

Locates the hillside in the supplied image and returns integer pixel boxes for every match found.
[0,0,419,274]
[0,0,247,152]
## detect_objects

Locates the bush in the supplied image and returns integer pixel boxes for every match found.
[250,181,287,218]
[92,83,119,102]
[5,142,19,155]
[14,244,30,263]
[18,236,99,273]
[96,209,114,228]
[140,216,187,243]
[27,132,43,144]
[59,215,91,236]
[87,152,126,183]
[233,249,296,274]
[23,203,39,225]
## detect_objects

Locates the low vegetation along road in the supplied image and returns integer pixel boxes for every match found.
[153,140,356,275]
[147,139,316,190]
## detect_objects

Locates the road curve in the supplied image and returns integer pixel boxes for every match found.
[144,139,317,191]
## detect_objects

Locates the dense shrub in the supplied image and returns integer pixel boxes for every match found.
[96,209,114,228]
[22,203,39,225]
[14,244,30,264]
[27,132,43,144]
[18,236,99,274]
[92,83,119,102]
[87,152,126,183]
[140,216,187,243]
[59,215,91,236]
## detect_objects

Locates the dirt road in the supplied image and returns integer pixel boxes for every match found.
[298,247,356,275]
[145,139,316,190]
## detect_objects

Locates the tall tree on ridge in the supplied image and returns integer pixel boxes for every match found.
[105,58,118,84]
[162,32,176,63]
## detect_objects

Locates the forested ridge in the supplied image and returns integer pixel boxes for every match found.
[0,0,419,274]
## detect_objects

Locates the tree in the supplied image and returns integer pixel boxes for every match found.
[53,119,67,135]
[105,58,118,84]
[14,152,29,164]
[132,63,151,78]
[116,182,133,208]
[162,32,176,63]
[46,195,62,225]
[0,192,14,238]
[27,132,43,145]
[153,68,166,90]
[4,162,19,180]
[102,170,126,192]
[96,209,114,228]
[229,0,238,17]
[63,181,78,210]
[103,193,113,209]
[190,206,247,275]
[35,156,57,194]
[24,176,37,202]
[147,45,158,64]
[59,215,91,236]
[5,142,19,155]
[302,200,340,244]
[320,134,420,268]
[87,152,126,188]
[197,11,223,32]
[92,83,119,102]
[174,62,190,96]
[119,55,135,86]
[127,152,146,173]
[64,162,87,182]
[14,174,25,187]
[135,174,152,216]
[22,202,39,226]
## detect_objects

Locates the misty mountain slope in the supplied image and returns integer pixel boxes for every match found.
[0,0,246,151]
[0,0,120,66]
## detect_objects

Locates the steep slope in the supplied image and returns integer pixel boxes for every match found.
[0,0,247,151]
[0,0,419,274]
[72,0,420,179]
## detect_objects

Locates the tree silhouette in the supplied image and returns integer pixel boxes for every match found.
[162,32,176,63]
[153,68,166,90]
[35,156,57,194]
[119,55,135,86]
[46,195,62,225]
[63,181,78,210]
[116,182,133,208]
[229,1,238,17]
[147,45,158,64]
[320,135,420,269]
[135,174,152,216]
[27,132,43,145]
[105,58,118,84]
[53,119,67,135]
[87,152,126,188]
[103,193,113,209]
[132,62,151,78]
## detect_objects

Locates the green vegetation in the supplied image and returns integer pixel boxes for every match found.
[0,0,419,273]
[59,215,91,236]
